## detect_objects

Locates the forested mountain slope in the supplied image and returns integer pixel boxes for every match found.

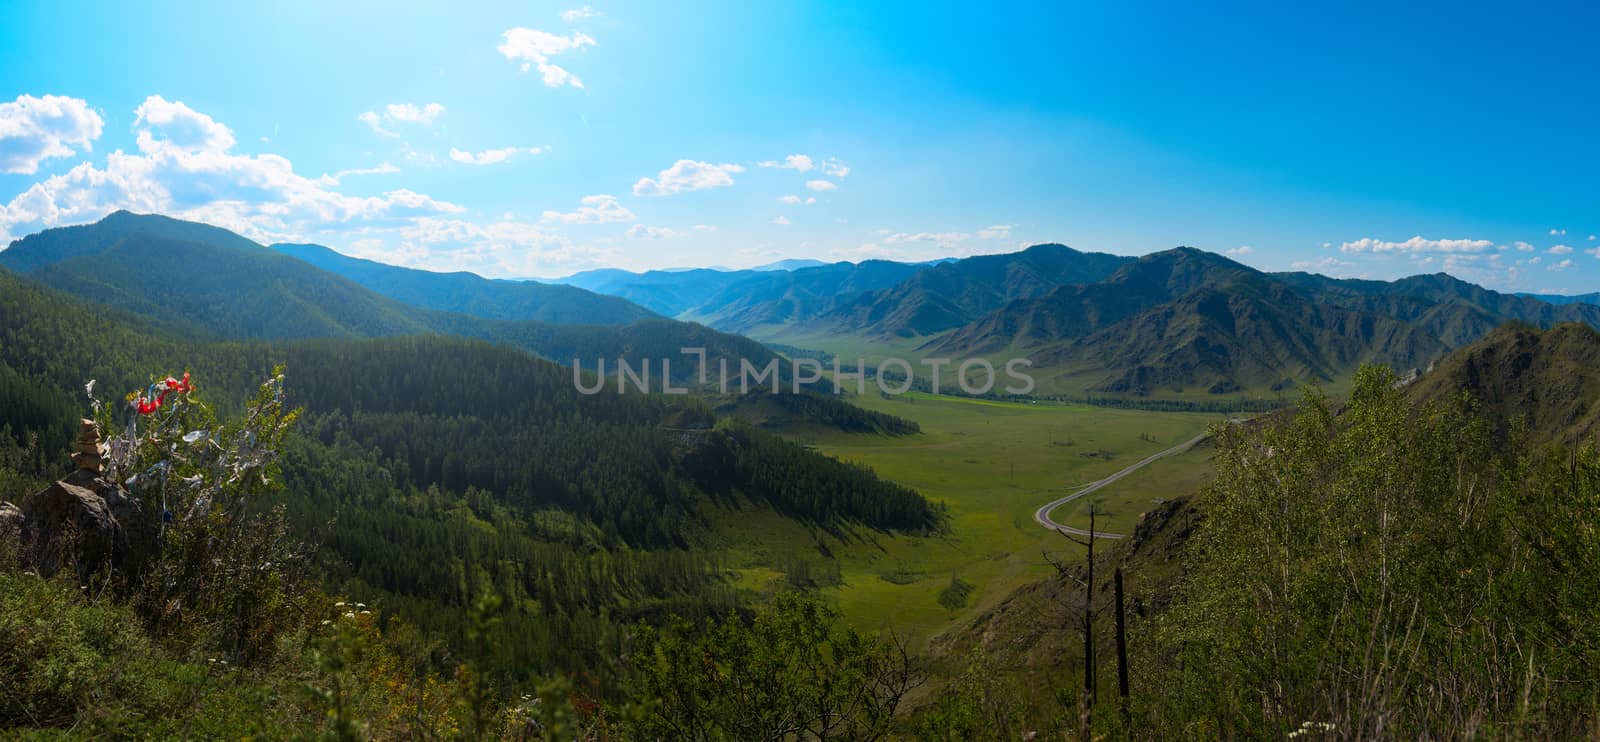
[1409,321,1600,445]
[0,265,940,678]
[0,212,778,385]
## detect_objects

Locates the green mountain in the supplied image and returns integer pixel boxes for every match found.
[1276,271,1600,346]
[1409,322,1600,445]
[271,241,656,325]
[0,212,777,384]
[929,248,1600,396]
[3,214,432,341]
[0,209,263,273]
[797,243,1132,340]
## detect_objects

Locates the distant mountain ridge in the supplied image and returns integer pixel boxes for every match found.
[679,259,931,334]
[14,212,1600,400]
[796,243,1132,340]
[917,249,1600,395]
[553,260,926,321]
[1518,291,1600,307]
[550,243,1133,342]
[270,241,657,325]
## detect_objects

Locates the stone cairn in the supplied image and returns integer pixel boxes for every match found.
[70,418,107,474]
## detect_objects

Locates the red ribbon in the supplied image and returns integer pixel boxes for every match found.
[135,372,192,415]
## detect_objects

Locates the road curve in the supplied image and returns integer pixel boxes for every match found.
[1033,430,1214,540]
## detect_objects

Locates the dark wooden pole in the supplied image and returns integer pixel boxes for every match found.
[1115,567,1131,732]
[1085,508,1095,699]
[1081,507,1096,741]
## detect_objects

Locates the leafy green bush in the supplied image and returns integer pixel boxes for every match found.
[1140,365,1600,738]
[624,592,920,740]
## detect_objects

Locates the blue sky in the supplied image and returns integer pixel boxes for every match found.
[0,1,1595,290]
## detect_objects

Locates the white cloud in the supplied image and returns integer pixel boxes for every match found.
[758,154,813,172]
[541,194,635,224]
[1549,258,1575,272]
[385,102,445,125]
[497,28,596,88]
[1590,235,1597,241]
[805,179,837,192]
[633,159,744,196]
[357,102,445,138]
[449,146,542,165]
[1549,244,1574,255]
[0,95,463,244]
[777,194,802,204]
[1225,245,1254,256]
[625,224,687,240]
[758,154,849,178]
[560,5,601,22]
[1550,228,1567,236]
[393,216,615,276]
[1529,256,1543,264]
[357,111,396,138]
[834,231,979,261]
[1291,257,1352,272]
[318,162,400,186]
[0,94,104,174]
[882,231,971,249]
[134,96,235,154]
[1511,241,1535,252]
[1588,246,1600,259]
[692,224,716,232]
[1339,236,1494,254]
[772,216,791,225]
[978,224,1013,240]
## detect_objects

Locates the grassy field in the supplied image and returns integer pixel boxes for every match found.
[706,391,1224,646]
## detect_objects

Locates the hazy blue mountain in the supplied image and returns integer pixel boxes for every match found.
[1516,291,1600,307]
[553,259,925,325]
[680,260,928,333]
[551,267,753,316]
[751,258,828,271]
[270,242,657,325]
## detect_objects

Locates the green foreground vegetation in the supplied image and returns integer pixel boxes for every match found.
[14,363,1600,738]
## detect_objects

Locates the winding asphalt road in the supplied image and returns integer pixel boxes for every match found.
[1032,429,1214,540]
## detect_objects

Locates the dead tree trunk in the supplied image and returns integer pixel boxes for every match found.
[1084,507,1095,706]
[1048,503,1104,742]
[1115,567,1131,733]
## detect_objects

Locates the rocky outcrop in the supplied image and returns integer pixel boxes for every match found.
[21,480,120,577]
[12,419,152,578]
